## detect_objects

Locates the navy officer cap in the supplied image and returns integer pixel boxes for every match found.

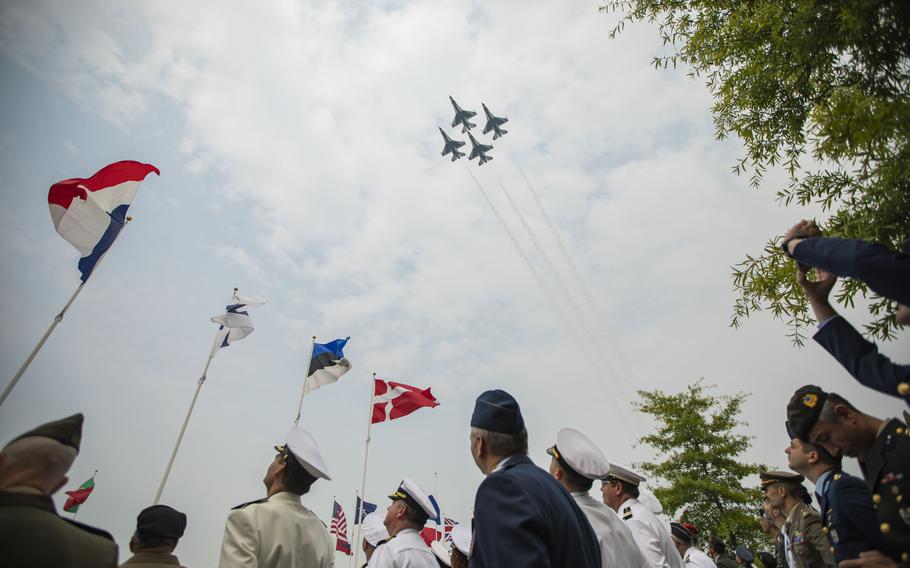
[471,389,525,434]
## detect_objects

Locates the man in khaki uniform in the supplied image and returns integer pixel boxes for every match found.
[120,504,188,567]
[760,471,834,568]
[0,413,118,568]
[219,426,334,568]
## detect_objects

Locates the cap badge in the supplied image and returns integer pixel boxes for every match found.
[802,393,818,408]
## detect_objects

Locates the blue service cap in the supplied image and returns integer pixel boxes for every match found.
[471,389,524,434]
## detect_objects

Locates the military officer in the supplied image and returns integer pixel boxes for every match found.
[708,537,739,568]
[120,505,188,568]
[788,385,910,567]
[601,463,684,568]
[670,522,717,568]
[547,427,648,567]
[0,413,118,568]
[785,428,881,562]
[361,510,389,566]
[368,477,437,568]
[219,426,334,568]
[759,470,835,568]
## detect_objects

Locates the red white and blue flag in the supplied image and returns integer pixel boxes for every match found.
[331,500,351,555]
[371,379,439,424]
[47,160,159,282]
[444,517,459,543]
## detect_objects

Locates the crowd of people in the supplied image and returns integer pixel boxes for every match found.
[0,224,906,568]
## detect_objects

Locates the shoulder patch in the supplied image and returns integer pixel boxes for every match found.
[622,506,633,520]
[231,497,268,510]
[63,518,116,541]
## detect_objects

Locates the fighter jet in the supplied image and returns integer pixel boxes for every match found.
[438,128,466,161]
[481,103,508,140]
[467,132,493,165]
[449,96,477,133]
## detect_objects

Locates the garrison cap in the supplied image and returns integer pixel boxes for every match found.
[451,523,471,556]
[361,511,389,547]
[670,521,694,543]
[735,545,754,563]
[759,470,804,489]
[275,426,331,481]
[8,413,84,451]
[786,385,828,441]
[547,428,610,480]
[389,477,435,523]
[471,389,524,434]
[604,463,646,486]
[136,505,187,541]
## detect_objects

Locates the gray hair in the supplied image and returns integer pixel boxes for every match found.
[471,426,528,457]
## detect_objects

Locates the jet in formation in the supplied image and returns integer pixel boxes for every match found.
[449,96,477,133]
[438,128,466,161]
[467,132,493,165]
[481,103,508,140]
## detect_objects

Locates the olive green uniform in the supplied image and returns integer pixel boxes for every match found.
[781,502,835,568]
[862,418,910,566]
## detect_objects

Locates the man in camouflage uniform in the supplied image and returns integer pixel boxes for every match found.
[760,470,835,568]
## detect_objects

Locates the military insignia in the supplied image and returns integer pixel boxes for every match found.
[830,529,839,544]
[885,434,896,451]
[231,497,268,510]
[802,393,818,408]
[622,506,633,520]
[793,532,804,545]
[882,472,904,484]
[900,507,910,527]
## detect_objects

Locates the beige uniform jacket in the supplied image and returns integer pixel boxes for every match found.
[219,491,335,568]
[782,502,836,568]
[572,492,649,568]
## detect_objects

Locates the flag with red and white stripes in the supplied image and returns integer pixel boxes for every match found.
[330,500,351,555]
[372,379,439,424]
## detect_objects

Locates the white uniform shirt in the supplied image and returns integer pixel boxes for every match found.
[368,527,437,568]
[617,497,685,568]
[219,491,335,568]
[683,546,718,568]
[572,492,649,568]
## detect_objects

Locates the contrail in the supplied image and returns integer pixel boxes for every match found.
[463,164,608,376]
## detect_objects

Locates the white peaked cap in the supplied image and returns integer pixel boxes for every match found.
[362,511,389,547]
[389,477,436,520]
[451,524,472,557]
[606,463,646,485]
[638,486,664,514]
[547,428,610,480]
[431,540,452,566]
[284,426,331,480]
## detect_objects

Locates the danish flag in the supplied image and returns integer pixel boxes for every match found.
[372,379,439,424]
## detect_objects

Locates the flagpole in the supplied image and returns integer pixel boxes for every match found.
[351,372,376,568]
[153,287,236,505]
[434,471,440,540]
[0,217,134,409]
[294,336,317,426]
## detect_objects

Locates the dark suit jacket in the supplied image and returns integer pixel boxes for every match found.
[470,454,601,568]
[861,419,910,567]
[0,491,118,568]
[817,469,881,562]
[792,236,910,305]
[814,316,910,403]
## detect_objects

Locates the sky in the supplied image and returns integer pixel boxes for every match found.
[0,1,906,566]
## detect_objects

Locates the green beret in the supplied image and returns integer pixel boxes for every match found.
[786,385,828,441]
[8,413,84,451]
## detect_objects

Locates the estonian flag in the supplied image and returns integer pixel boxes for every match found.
[304,337,351,393]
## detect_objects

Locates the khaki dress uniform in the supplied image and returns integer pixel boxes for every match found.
[781,502,835,568]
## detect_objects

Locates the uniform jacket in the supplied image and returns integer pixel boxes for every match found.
[470,454,601,568]
[782,502,835,568]
[791,237,910,306]
[571,491,648,568]
[367,527,437,568]
[816,469,881,562]
[683,547,717,568]
[814,316,910,404]
[0,491,118,568]
[861,418,910,567]
[617,497,684,568]
[219,491,334,568]
[712,552,737,568]
[119,552,187,567]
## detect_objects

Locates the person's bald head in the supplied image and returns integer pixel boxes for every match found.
[0,436,77,495]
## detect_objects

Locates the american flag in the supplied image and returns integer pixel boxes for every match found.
[444,516,459,543]
[331,500,351,555]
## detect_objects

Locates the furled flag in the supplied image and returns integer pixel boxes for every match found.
[372,379,439,424]
[210,296,267,356]
[63,474,96,513]
[354,495,377,525]
[444,517,459,543]
[48,160,159,282]
[420,527,443,546]
[330,500,351,556]
[304,337,352,393]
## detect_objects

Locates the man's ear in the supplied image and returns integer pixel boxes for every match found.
[834,404,854,422]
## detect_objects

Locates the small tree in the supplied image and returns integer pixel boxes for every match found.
[634,380,768,551]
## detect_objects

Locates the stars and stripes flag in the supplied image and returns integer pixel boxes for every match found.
[371,379,439,424]
[304,337,352,393]
[331,500,351,555]
[48,160,159,282]
[209,296,267,356]
[444,517,459,543]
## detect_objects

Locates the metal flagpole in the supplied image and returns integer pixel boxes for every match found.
[351,372,377,568]
[0,217,134,409]
[153,287,236,504]
[294,336,317,425]
[434,472,440,540]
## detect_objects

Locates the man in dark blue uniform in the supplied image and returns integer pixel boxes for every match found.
[468,389,601,567]
[782,220,909,403]
[785,426,881,562]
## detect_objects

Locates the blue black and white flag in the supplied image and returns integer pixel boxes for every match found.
[304,337,352,393]
[209,296,267,356]
[354,494,377,524]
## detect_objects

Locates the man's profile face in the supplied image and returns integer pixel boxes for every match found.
[785,438,810,471]
[808,418,860,458]
[263,452,284,489]
[600,480,622,510]
[763,485,784,509]
[383,499,403,531]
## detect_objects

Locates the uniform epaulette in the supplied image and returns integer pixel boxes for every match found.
[801,509,810,518]
[63,518,116,541]
[231,497,268,510]
[622,506,633,520]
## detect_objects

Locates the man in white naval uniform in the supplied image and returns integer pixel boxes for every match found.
[601,464,684,568]
[547,428,648,568]
[219,426,334,568]
[669,522,717,568]
[369,478,437,568]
